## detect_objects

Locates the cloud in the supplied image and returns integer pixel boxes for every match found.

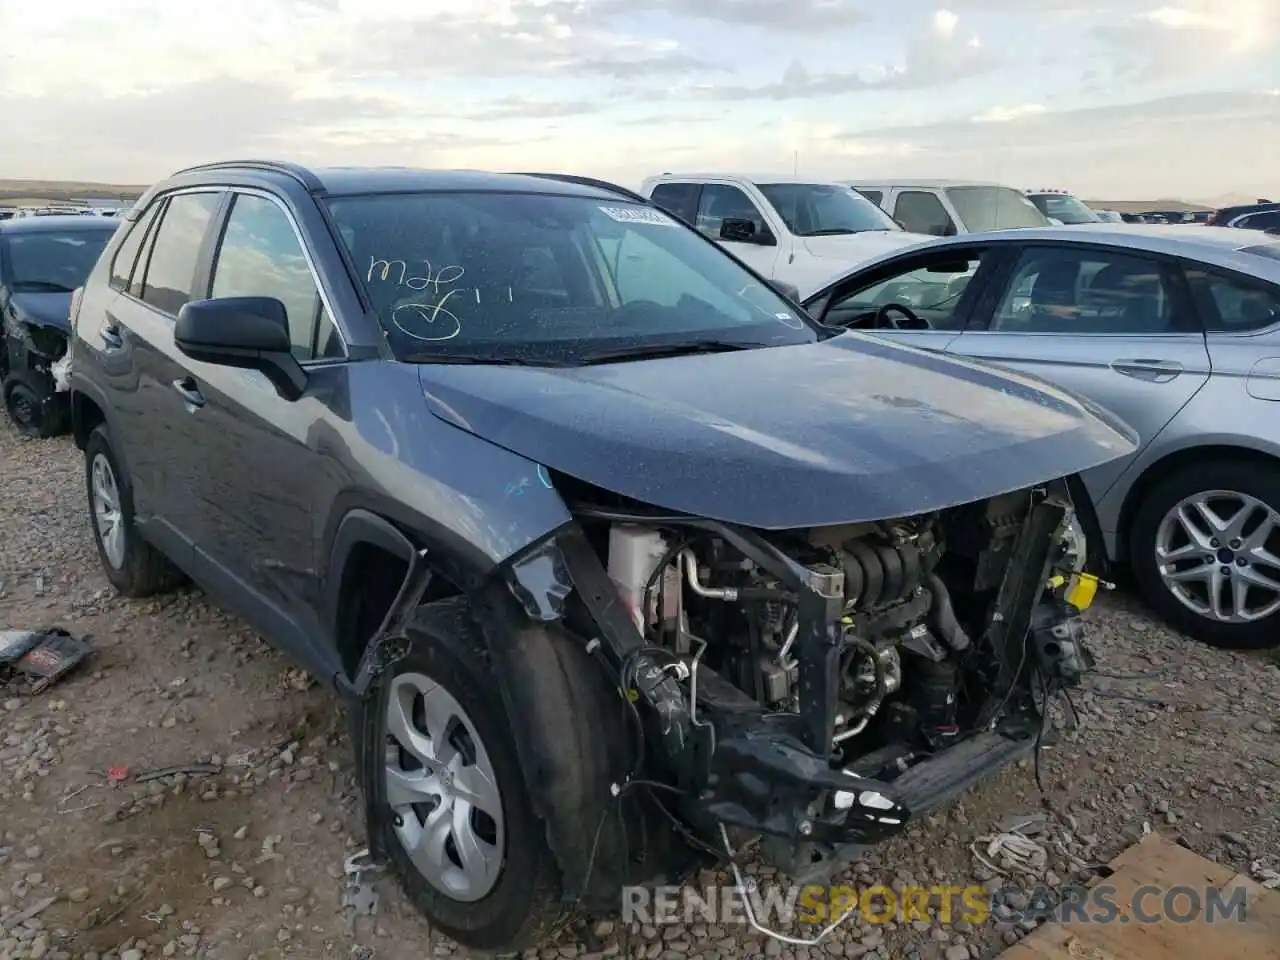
[972,104,1048,123]
[1092,0,1280,79]
[454,97,601,120]
[684,10,993,101]
[629,0,870,32]
[0,0,1274,201]
[829,91,1278,198]
[0,78,520,181]
[0,0,711,96]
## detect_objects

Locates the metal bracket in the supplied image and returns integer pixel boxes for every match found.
[341,848,383,936]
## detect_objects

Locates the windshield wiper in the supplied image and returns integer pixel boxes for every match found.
[402,352,571,367]
[575,339,764,365]
[798,228,859,237]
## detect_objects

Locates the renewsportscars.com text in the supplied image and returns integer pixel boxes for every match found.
[622,882,1248,927]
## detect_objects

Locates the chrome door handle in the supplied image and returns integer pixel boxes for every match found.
[171,377,206,408]
[1111,358,1183,382]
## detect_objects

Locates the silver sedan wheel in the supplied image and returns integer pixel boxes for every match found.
[1154,489,1280,623]
[384,672,504,902]
[91,453,126,570]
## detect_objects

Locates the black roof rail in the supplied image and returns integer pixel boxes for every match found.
[511,172,650,205]
[167,159,324,192]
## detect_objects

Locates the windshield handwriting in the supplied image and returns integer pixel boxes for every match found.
[370,257,467,342]
[367,257,465,293]
[392,296,463,342]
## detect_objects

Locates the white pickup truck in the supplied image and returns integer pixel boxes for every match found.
[639,174,933,299]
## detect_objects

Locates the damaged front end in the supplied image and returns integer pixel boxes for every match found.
[1,306,72,437]
[500,476,1101,909]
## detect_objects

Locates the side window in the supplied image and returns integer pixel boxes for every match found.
[893,191,955,237]
[695,184,769,241]
[856,189,883,207]
[991,248,1178,334]
[1185,267,1280,334]
[1239,211,1280,232]
[140,192,221,315]
[649,183,699,225]
[823,252,986,331]
[211,194,342,362]
[109,202,160,291]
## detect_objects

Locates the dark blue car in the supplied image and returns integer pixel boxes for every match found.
[66,161,1135,953]
[0,214,119,436]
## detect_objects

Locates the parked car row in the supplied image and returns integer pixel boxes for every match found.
[1,157,1278,957]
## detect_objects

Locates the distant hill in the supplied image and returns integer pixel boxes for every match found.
[1084,199,1212,214]
[0,178,148,205]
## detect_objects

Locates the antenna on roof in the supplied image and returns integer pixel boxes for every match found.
[793,150,799,177]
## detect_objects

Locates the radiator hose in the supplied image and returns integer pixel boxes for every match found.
[926,573,971,652]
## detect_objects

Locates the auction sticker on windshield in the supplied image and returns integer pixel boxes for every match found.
[599,205,677,226]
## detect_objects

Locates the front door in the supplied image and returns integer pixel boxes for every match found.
[693,182,783,279]
[807,244,1001,355]
[170,190,347,670]
[946,242,1212,503]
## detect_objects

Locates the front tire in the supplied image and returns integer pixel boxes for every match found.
[365,599,567,952]
[3,369,68,438]
[1130,459,1280,649]
[84,424,185,597]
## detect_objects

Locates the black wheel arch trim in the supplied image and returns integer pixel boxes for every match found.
[1064,473,1109,575]
[68,377,140,488]
[322,496,514,687]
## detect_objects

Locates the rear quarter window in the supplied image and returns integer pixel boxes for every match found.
[109,202,161,291]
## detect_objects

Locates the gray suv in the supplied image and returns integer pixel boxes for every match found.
[65,161,1133,953]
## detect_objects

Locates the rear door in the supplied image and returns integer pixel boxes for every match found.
[95,188,226,560]
[892,190,957,237]
[945,242,1212,500]
[647,181,700,227]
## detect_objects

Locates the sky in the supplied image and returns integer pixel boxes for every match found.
[0,0,1276,200]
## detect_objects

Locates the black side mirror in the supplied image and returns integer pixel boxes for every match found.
[720,217,773,245]
[174,296,307,401]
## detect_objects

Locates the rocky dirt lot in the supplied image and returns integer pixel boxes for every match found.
[2,420,1278,960]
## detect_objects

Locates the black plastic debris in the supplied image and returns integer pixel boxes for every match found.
[0,627,95,693]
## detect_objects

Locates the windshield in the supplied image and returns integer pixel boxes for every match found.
[325,192,819,363]
[1028,194,1100,225]
[945,186,1050,231]
[3,229,114,293]
[757,183,901,236]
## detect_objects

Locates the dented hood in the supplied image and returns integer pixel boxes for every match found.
[416,332,1137,529]
[8,292,73,331]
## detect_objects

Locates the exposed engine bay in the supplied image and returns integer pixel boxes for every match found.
[536,478,1100,888]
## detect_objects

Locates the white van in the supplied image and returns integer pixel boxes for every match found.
[639,173,933,299]
[846,179,1051,236]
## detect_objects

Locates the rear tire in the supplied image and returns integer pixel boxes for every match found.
[1130,459,1280,649]
[3,369,68,438]
[84,424,185,597]
[364,598,569,953]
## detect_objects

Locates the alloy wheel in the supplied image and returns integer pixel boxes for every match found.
[1154,489,1280,624]
[91,453,126,570]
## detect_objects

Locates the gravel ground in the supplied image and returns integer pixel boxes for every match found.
[2,419,1278,960]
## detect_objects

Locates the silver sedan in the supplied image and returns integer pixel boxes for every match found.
[800,224,1280,649]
